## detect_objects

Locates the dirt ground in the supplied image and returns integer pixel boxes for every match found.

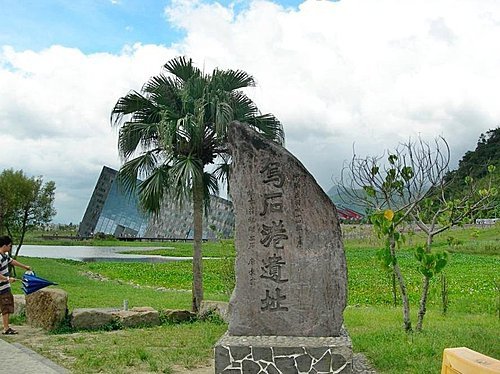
[1,324,50,346]
[172,362,213,374]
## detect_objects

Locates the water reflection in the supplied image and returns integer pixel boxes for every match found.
[19,245,189,263]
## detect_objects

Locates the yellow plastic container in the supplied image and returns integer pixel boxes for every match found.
[441,347,500,374]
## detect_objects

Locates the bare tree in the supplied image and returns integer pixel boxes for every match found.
[337,137,450,332]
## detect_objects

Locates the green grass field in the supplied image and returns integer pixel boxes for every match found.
[6,224,499,373]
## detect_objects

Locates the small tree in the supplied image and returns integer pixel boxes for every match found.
[338,137,450,332]
[412,164,498,330]
[0,169,56,257]
[339,136,499,331]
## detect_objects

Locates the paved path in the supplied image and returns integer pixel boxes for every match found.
[0,338,69,373]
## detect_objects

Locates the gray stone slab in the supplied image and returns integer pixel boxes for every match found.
[227,122,347,337]
[216,333,352,349]
[215,332,353,374]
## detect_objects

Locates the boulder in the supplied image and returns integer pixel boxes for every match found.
[112,309,161,328]
[199,301,230,323]
[71,308,117,330]
[13,294,26,316]
[162,309,196,323]
[26,288,68,331]
[130,306,156,312]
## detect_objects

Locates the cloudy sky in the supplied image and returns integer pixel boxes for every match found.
[1,0,499,223]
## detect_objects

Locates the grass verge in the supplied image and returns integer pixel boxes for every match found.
[14,321,227,373]
[345,306,499,373]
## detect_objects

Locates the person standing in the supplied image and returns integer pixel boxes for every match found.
[0,235,31,335]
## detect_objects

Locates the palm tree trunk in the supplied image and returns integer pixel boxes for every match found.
[191,176,204,313]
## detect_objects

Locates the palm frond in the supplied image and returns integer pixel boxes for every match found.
[142,74,182,113]
[248,114,285,146]
[202,171,219,215]
[118,122,161,159]
[214,102,233,137]
[163,56,202,83]
[213,154,231,190]
[230,91,259,118]
[211,69,256,91]
[201,127,220,164]
[117,151,160,194]
[157,117,180,153]
[170,155,203,206]
[137,165,172,214]
[174,114,197,152]
[111,91,160,127]
[183,76,208,111]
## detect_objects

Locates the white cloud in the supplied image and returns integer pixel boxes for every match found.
[0,43,179,222]
[1,0,500,222]
[166,0,500,180]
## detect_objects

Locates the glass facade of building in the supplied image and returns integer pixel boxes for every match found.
[78,166,149,237]
[79,166,234,239]
[145,195,234,239]
[94,180,149,237]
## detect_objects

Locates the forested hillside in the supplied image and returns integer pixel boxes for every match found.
[446,127,499,183]
[444,127,499,217]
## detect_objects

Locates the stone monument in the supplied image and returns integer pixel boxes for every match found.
[215,122,352,373]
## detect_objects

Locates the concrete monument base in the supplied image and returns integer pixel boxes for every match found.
[215,330,353,374]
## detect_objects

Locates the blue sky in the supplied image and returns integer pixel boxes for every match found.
[1,0,304,53]
[1,0,183,53]
[1,0,499,223]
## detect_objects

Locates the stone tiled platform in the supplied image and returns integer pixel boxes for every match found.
[215,332,352,374]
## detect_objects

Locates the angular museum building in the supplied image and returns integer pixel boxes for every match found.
[78,166,234,239]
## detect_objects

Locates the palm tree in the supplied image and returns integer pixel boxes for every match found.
[111,56,284,312]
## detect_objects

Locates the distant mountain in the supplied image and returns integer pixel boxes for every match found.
[327,185,367,215]
[327,127,500,218]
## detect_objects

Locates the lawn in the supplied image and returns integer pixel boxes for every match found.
[5,224,499,373]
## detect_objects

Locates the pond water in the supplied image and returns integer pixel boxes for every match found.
[17,245,190,263]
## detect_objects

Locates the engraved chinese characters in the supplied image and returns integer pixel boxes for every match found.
[228,121,347,337]
[259,161,289,312]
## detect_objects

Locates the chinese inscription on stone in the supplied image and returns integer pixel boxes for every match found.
[259,161,289,312]
[228,121,347,337]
